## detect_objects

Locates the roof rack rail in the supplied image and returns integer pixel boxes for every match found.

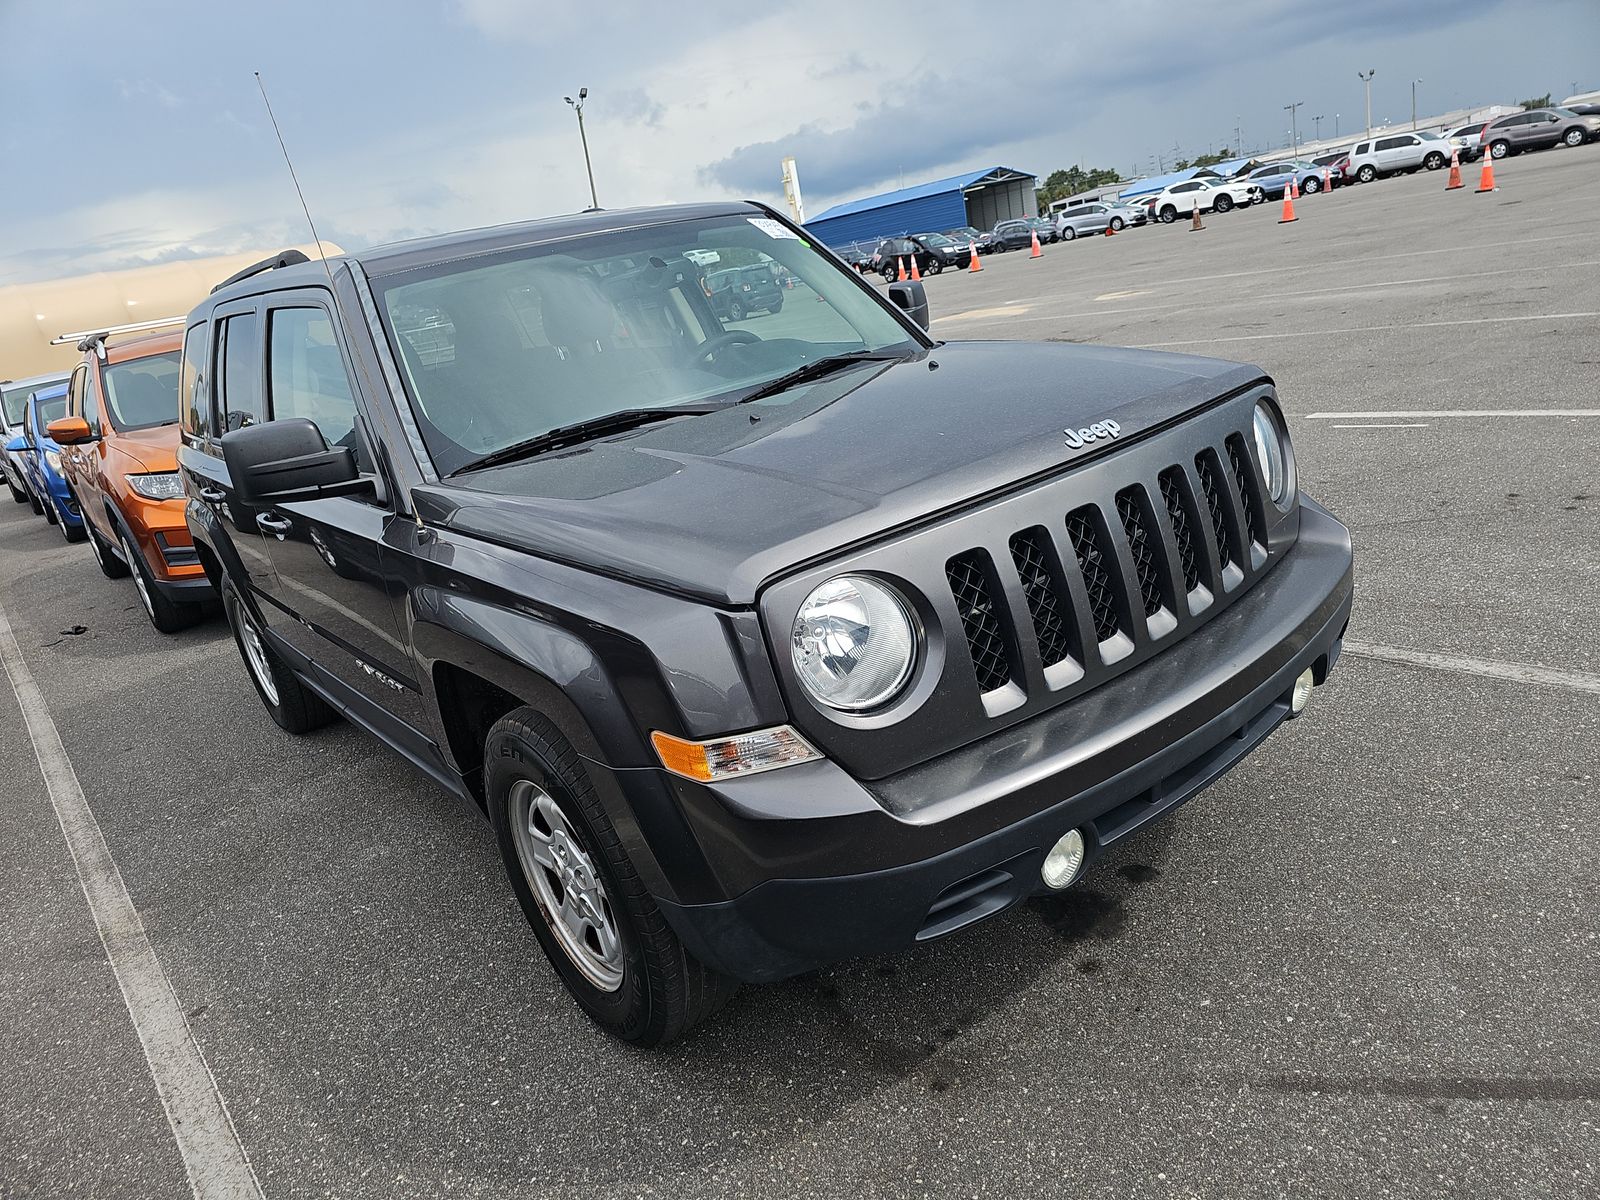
[210,249,313,295]
[49,316,186,358]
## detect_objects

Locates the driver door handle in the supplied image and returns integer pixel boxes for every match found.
[256,512,292,538]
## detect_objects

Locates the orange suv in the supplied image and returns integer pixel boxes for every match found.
[49,326,215,631]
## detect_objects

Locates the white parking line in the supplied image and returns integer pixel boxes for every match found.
[1329,423,1430,429]
[1344,640,1600,696]
[1130,311,1600,348]
[1309,409,1600,419]
[0,599,265,1200]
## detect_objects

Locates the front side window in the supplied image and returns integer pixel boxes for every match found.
[179,324,207,440]
[216,312,263,432]
[375,213,922,475]
[102,350,180,432]
[267,306,366,470]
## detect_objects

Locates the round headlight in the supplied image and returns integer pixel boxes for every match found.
[1252,401,1292,506]
[791,576,916,712]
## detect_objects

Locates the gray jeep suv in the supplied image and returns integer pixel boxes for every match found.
[178,204,1353,1045]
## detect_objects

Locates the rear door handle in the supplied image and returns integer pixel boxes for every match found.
[256,512,292,538]
[198,486,226,503]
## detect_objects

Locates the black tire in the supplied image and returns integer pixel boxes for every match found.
[1357,164,1377,183]
[728,299,745,321]
[27,486,43,516]
[1062,226,1076,241]
[1490,140,1509,160]
[1214,194,1234,213]
[1159,206,1177,224]
[767,295,784,314]
[1564,127,1585,148]
[41,495,58,525]
[487,708,736,1046]
[1109,217,1124,231]
[86,517,130,579]
[1424,152,1445,170]
[60,510,86,543]
[124,528,203,634]
[1301,175,1320,194]
[6,476,26,505]
[219,576,335,730]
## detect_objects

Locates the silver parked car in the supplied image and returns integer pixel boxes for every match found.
[1478,108,1600,158]
[1053,201,1144,239]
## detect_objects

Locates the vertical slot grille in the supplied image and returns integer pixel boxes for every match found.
[1158,467,1202,593]
[1195,450,1236,569]
[1226,434,1263,548]
[1115,486,1165,619]
[1065,508,1122,643]
[1009,528,1075,667]
[946,551,1012,692]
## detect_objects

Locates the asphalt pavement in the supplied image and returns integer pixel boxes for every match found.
[2,145,1597,1199]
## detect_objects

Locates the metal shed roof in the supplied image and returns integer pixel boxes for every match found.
[807,166,1036,224]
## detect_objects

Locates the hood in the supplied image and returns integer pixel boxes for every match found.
[412,341,1265,606]
[111,424,181,472]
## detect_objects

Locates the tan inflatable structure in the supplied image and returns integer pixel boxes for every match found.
[0,242,342,380]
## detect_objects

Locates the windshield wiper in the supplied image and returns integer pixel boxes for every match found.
[730,349,909,406]
[455,404,719,474]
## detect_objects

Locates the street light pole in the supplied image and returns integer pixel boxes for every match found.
[1358,69,1376,138]
[1284,101,1303,157]
[1335,112,1341,138]
[563,87,598,209]
[1313,114,1323,141]
[1412,79,1422,130]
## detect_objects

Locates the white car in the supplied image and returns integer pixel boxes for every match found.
[1147,178,1264,223]
[1341,130,1454,183]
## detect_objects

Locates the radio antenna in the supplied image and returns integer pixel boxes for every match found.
[254,71,335,281]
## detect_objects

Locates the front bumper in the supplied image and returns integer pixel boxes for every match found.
[651,499,1354,983]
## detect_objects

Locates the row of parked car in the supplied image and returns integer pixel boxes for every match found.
[828,105,1600,273]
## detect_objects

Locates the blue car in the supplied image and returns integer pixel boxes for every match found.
[2,372,67,506]
[18,382,86,541]
[1241,159,1328,198]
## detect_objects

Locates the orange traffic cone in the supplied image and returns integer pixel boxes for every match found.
[1029,230,1043,258]
[1323,167,1332,192]
[1190,200,1204,231]
[968,241,982,272]
[1278,186,1298,224]
[1290,178,1300,200]
[909,255,922,282]
[1476,148,1497,193]
[1104,221,1117,237]
[896,257,907,282]
[1445,149,1463,190]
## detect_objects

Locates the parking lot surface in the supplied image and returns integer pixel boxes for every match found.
[3,147,1597,1199]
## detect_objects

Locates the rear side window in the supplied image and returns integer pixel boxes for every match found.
[1353,142,1370,154]
[180,323,208,441]
[267,307,367,470]
[216,312,263,432]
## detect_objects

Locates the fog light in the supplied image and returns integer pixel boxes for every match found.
[1041,829,1086,890]
[1291,667,1315,715]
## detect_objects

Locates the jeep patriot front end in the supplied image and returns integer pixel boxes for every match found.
[181,204,1352,1045]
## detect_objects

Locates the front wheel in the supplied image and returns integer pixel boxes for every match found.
[487,709,736,1046]
[1357,164,1377,183]
[124,528,203,634]
[1424,152,1445,170]
[86,517,129,579]
[1490,140,1509,159]
[60,510,85,543]
[1062,226,1076,241]
[1564,128,1585,148]
[26,486,43,516]
[1301,175,1321,194]
[1213,194,1234,213]
[1109,216,1124,231]
[1159,206,1177,224]
[6,476,26,505]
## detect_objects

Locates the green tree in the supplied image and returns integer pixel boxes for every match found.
[1037,164,1123,212]
[1520,93,1553,110]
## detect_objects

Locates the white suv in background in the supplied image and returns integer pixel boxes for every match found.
[1147,177,1263,223]
[1342,130,1453,182]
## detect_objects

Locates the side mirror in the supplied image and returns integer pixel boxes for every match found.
[220,418,372,506]
[47,416,93,445]
[887,280,930,330]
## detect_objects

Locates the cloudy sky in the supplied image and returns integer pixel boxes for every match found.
[1,0,1593,285]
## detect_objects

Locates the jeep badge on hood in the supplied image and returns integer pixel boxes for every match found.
[1064,418,1122,450]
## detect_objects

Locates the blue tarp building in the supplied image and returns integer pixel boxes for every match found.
[805,167,1038,247]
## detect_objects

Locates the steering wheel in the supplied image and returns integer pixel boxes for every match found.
[685,330,761,366]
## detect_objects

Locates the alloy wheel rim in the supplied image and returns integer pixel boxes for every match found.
[124,535,155,618]
[508,779,624,992]
[237,606,280,706]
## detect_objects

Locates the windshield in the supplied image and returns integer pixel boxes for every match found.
[916,233,954,247]
[4,380,55,427]
[103,350,181,431]
[375,213,921,474]
[1554,107,1579,117]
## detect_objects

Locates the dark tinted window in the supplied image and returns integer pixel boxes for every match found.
[267,307,366,470]
[180,324,207,439]
[103,351,181,431]
[217,312,263,432]
[1375,136,1407,151]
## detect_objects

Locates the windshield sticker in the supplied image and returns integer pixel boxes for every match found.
[747,217,799,240]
